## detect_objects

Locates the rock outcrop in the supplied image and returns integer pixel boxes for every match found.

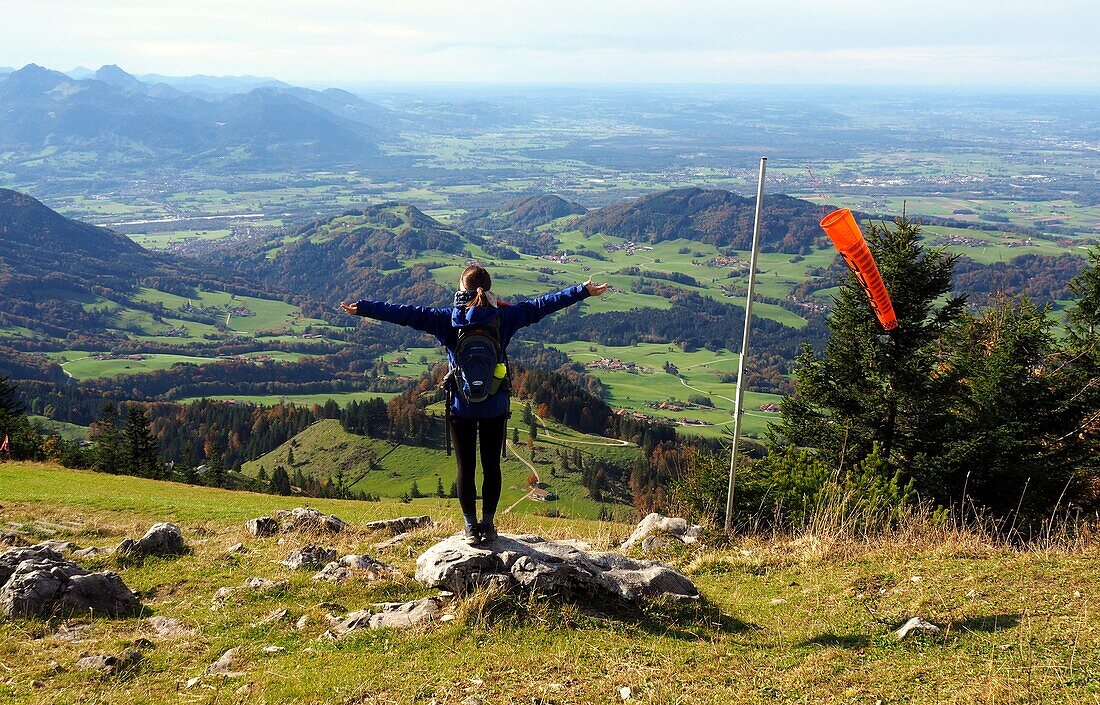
[363,516,433,535]
[416,534,698,603]
[245,517,279,537]
[620,513,702,551]
[273,508,346,533]
[281,545,337,571]
[312,554,394,583]
[324,597,446,637]
[115,523,186,558]
[0,545,139,618]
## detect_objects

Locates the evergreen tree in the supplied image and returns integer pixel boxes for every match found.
[269,465,292,495]
[0,375,41,461]
[90,403,125,474]
[410,480,422,498]
[122,406,160,478]
[944,300,1086,514]
[206,451,226,488]
[448,481,458,498]
[436,477,445,498]
[772,217,965,479]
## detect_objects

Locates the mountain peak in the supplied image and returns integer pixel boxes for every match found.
[93,64,146,89]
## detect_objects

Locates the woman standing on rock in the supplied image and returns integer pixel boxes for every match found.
[342,264,607,545]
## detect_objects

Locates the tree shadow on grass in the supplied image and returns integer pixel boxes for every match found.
[797,633,871,650]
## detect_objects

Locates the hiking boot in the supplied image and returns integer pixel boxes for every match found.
[480,523,498,543]
[463,524,483,546]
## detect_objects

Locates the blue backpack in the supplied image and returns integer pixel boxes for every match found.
[451,317,507,403]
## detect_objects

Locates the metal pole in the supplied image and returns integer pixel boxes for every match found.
[725,156,767,533]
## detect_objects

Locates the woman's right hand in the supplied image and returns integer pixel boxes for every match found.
[340,301,359,315]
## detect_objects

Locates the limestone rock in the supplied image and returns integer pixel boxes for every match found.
[72,547,104,558]
[312,554,394,583]
[363,516,433,535]
[895,617,943,640]
[621,513,702,551]
[243,577,287,592]
[368,597,445,629]
[262,645,285,654]
[281,545,337,571]
[274,508,346,533]
[76,650,142,676]
[245,517,279,538]
[147,616,196,639]
[327,597,445,637]
[58,572,140,616]
[115,523,185,558]
[37,540,80,554]
[226,543,248,555]
[0,546,138,619]
[206,647,245,677]
[0,545,64,585]
[416,534,698,603]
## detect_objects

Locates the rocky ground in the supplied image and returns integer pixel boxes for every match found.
[1,463,1098,704]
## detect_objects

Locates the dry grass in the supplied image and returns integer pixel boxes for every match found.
[1,463,1098,704]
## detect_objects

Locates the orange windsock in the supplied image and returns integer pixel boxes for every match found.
[819,208,899,331]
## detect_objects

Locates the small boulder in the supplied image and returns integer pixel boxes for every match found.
[620,513,702,551]
[895,617,942,640]
[226,543,248,555]
[274,508,346,533]
[206,647,245,677]
[312,554,394,583]
[58,572,140,617]
[363,516,433,535]
[367,597,445,629]
[75,650,142,676]
[282,545,337,571]
[115,523,185,558]
[245,517,279,538]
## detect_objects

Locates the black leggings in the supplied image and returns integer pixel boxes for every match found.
[449,414,507,520]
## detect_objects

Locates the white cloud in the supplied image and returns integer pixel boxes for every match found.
[1,0,1098,86]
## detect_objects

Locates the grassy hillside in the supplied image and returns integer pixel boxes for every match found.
[239,415,640,521]
[1,462,1097,704]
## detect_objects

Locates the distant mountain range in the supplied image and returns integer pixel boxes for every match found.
[0,63,395,172]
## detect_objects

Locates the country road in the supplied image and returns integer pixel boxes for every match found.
[501,438,540,514]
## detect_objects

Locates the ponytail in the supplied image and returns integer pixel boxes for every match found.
[469,287,491,308]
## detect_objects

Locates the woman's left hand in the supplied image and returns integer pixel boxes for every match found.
[340,301,359,315]
[583,280,608,296]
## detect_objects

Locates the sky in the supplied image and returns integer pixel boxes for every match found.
[3,0,1099,87]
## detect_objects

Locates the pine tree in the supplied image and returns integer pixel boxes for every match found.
[772,217,965,474]
[90,403,125,474]
[269,466,292,495]
[435,477,445,498]
[448,481,458,498]
[122,406,160,478]
[410,480,422,498]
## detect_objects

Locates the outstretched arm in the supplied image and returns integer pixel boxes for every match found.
[342,299,450,339]
[505,280,607,329]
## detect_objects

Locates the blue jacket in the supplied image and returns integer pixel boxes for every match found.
[353,284,590,418]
